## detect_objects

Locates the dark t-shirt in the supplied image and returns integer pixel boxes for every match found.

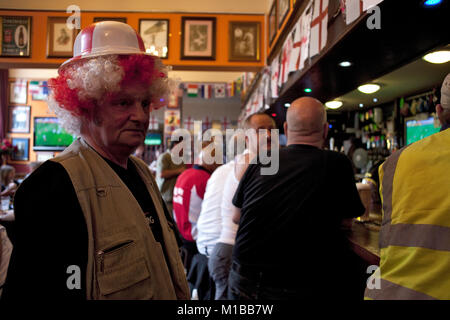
[4,157,170,300]
[232,145,365,284]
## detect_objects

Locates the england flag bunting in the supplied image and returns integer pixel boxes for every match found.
[309,0,329,58]
[288,2,312,74]
[270,53,280,98]
[183,116,194,132]
[148,115,158,130]
[345,0,384,25]
[278,33,293,87]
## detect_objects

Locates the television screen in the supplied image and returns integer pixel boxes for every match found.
[144,133,162,146]
[33,117,76,151]
[406,117,441,145]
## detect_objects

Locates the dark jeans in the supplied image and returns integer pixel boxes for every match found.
[227,263,300,300]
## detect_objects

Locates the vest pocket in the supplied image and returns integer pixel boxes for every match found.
[96,240,153,299]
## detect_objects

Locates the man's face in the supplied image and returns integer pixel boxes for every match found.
[248,114,276,153]
[87,84,151,156]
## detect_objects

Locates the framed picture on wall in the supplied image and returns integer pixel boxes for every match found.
[93,17,127,23]
[11,138,29,161]
[139,19,169,59]
[0,16,31,57]
[268,2,277,45]
[9,79,28,104]
[8,105,31,133]
[47,17,78,58]
[278,0,290,29]
[181,17,216,60]
[229,21,261,62]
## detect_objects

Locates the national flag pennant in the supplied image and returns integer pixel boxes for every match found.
[362,0,383,11]
[278,34,293,87]
[309,0,329,58]
[270,53,280,98]
[202,117,211,131]
[289,3,312,73]
[183,116,194,132]
[201,84,213,99]
[214,83,226,98]
[29,80,40,94]
[345,0,364,25]
[187,84,199,97]
[227,82,235,97]
[148,115,159,130]
[221,117,230,130]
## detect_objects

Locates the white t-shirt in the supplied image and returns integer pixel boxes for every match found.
[196,161,234,256]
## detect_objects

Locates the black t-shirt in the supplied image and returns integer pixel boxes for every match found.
[232,145,365,282]
[4,157,169,300]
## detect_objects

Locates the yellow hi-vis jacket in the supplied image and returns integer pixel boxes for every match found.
[365,128,450,300]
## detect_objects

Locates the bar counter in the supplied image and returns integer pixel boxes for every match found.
[346,220,380,266]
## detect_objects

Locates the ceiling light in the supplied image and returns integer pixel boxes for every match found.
[423,51,450,64]
[284,103,291,108]
[373,98,378,103]
[423,0,443,7]
[358,84,381,94]
[325,101,343,109]
[304,88,312,93]
[359,103,364,108]
[339,61,352,67]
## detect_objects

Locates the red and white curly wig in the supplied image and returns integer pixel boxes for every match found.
[48,54,170,136]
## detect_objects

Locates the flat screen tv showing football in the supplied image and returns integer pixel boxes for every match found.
[33,117,76,151]
[405,116,441,145]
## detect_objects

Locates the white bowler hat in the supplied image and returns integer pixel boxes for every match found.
[59,21,148,72]
[441,73,450,110]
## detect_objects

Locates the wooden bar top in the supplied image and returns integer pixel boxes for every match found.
[346,220,380,266]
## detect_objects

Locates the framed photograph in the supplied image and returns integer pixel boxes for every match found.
[47,17,78,58]
[278,0,290,29]
[268,2,277,45]
[0,16,31,57]
[9,80,27,104]
[93,17,127,23]
[139,19,169,59]
[8,105,31,133]
[30,80,49,101]
[181,17,216,60]
[11,138,29,161]
[229,21,260,62]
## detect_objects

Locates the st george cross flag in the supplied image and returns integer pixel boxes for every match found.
[278,34,293,87]
[214,83,226,98]
[363,0,383,11]
[310,0,329,58]
[187,84,199,97]
[345,0,364,25]
[148,115,159,130]
[270,53,280,98]
[288,3,312,73]
[183,116,194,132]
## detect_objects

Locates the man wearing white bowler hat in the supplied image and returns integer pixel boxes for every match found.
[4,21,190,300]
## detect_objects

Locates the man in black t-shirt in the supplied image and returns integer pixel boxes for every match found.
[229,97,366,300]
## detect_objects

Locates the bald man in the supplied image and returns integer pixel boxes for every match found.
[228,97,366,300]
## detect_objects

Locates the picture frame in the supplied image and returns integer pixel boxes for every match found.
[9,80,28,104]
[47,17,78,58]
[93,17,127,23]
[229,21,261,62]
[139,19,169,59]
[181,17,216,60]
[8,105,31,133]
[11,138,29,161]
[0,16,31,57]
[278,0,290,29]
[268,2,277,45]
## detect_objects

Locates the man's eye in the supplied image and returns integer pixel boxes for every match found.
[142,100,151,108]
[119,100,132,107]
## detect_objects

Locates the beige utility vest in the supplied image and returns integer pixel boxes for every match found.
[51,139,189,300]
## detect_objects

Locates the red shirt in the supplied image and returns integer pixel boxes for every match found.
[173,165,211,241]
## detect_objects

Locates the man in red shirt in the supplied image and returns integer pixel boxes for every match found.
[173,144,221,272]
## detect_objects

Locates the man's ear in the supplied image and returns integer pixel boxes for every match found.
[323,122,329,140]
[436,104,443,117]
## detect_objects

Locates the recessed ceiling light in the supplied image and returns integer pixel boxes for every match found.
[423,0,443,7]
[304,88,312,93]
[373,98,378,103]
[325,101,343,109]
[423,51,450,64]
[284,103,291,108]
[265,104,270,110]
[339,61,352,67]
[358,84,381,94]
[359,103,364,108]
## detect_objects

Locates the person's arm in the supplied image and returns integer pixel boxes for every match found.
[231,205,241,225]
[0,182,17,197]
[160,166,185,179]
[2,161,88,300]
[157,153,184,179]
